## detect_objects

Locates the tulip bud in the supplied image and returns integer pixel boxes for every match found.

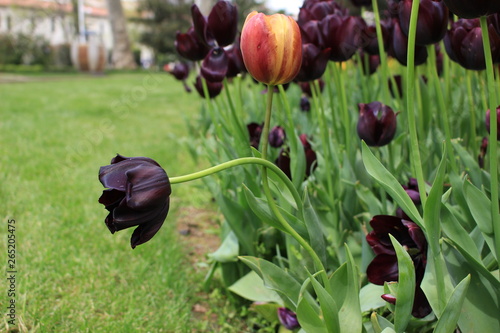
[240,11,302,85]
[357,102,398,147]
[277,307,300,330]
[268,126,286,148]
[381,294,397,305]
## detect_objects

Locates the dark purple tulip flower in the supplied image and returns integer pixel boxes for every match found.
[444,19,500,70]
[98,154,171,249]
[164,62,191,93]
[300,20,325,48]
[358,51,380,76]
[366,215,431,318]
[194,75,223,99]
[442,0,500,19]
[200,47,228,82]
[398,0,449,46]
[362,20,391,55]
[486,106,500,141]
[390,18,428,66]
[478,137,488,169]
[208,0,238,47]
[226,38,246,78]
[299,79,325,97]
[295,44,331,82]
[350,0,372,7]
[300,96,311,112]
[278,307,300,330]
[357,102,397,147]
[276,134,317,179]
[191,4,215,47]
[403,177,422,204]
[175,27,210,61]
[247,122,263,149]
[321,14,365,62]
[269,126,286,148]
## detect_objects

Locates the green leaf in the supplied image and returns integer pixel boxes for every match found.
[251,302,280,324]
[228,270,283,304]
[390,235,415,333]
[303,191,327,266]
[361,142,424,228]
[423,149,446,252]
[296,295,328,333]
[239,256,304,310]
[463,180,493,235]
[370,312,395,333]
[308,273,341,333]
[359,284,386,313]
[433,275,471,333]
[209,231,239,263]
[338,246,362,333]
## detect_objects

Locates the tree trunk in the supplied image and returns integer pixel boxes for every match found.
[106,0,137,69]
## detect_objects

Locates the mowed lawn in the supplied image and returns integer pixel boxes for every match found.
[0,72,216,332]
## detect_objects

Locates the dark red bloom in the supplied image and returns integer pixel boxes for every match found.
[444,18,500,70]
[398,0,449,46]
[268,126,286,148]
[98,154,171,249]
[175,27,210,61]
[278,307,300,330]
[207,0,238,47]
[357,102,397,147]
[295,43,331,82]
[442,0,500,19]
[486,106,500,140]
[390,18,428,66]
[194,75,223,99]
[362,20,391,55]
[366,215,431,318]
[321,14,365,62]
[276,134,317,179]
[200,47,228,82]
[247,122,263,149]
[300,96,311,112]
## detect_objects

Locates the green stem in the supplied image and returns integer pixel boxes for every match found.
[405,0,427,207]
[262,85,329,286]
[371,0,390,103]
[426,44,457,173]
[466,70,478,156]
[480,16,500,270]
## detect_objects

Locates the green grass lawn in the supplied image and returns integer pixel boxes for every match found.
[0,72,227,332]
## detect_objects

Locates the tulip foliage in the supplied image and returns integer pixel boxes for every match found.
[100,0,500,332]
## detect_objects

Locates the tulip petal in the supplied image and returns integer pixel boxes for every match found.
[125,165,171,211]
[130,199,170,249]
[366,254,399,285]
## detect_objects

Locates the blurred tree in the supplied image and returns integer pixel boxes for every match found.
[106,0,137,69]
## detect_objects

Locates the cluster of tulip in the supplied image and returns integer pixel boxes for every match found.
[99,0,500,332]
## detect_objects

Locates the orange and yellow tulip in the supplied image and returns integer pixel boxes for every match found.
[240,11,302,86]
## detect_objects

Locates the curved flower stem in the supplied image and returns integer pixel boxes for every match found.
[262,85,330,287]
[170,156,303,218]
[480,16,500,270]
[405,0,427,207]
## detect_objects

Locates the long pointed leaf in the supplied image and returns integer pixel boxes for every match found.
[433,275,471,333]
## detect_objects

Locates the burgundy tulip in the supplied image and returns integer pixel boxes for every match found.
[350,0,372,7]
[357,102,397,147]
[200,47,228,82]
[164,62,192,93]
[194,75,223,99]
[300,96,311,111]
[226,38,246,78]
[321,14,365,62]
[295,44,331,82]
[278,307,300,330]
[362,20,391,55]
[478,137,488,169]
[486,106,500,140]
[207,0,238,47]
[269,126,286,148]
[98,154,171,249]
[247,122,263,149]
[398,0,449,46]
[358,51,381,75]
[175,27,210,61]
[444,18,500,70]
[366,215,431,318]
[300,20,325,47]
[390,18,428,66]
[276,134,317,179]
[442,0,500,19]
